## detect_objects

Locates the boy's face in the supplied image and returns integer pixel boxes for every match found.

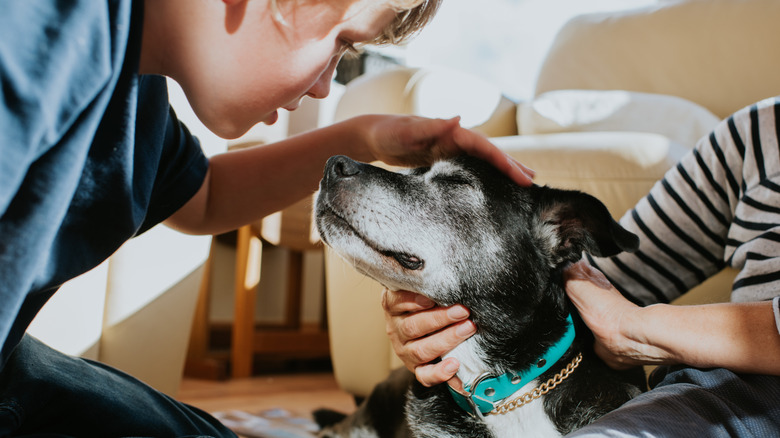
[152,0,397,139]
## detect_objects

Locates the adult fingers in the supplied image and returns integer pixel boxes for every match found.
[415,358,460,387]
[563,259,612,289]
[382,289,436,315]
[386,302,472,344]
[564,261,628,319]
[395,319,476,371]
[382,288,476,377]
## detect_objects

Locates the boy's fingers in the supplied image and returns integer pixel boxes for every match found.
[502,155,536,186]
[508,155,536,183]
[397,116,460,152]
[450,127,535,187]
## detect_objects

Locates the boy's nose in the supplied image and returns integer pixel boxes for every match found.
[307,78,331,99]
[307,60,338,99]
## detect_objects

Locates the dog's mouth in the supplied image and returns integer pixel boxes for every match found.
[318,203,425,272]
[385,252,424,270]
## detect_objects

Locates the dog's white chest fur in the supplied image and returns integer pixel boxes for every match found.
[482,396,560,438]
[445,340,561,437]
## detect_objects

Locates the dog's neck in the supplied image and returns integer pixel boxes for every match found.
[445,278,574,380]
[443,314,575,416]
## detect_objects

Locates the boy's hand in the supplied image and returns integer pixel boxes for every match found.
[351,114,534,187]
[381,289,476,387]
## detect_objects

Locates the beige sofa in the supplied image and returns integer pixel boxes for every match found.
[325,0,780,397]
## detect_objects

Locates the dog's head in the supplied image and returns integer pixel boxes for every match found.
[315,155,637,312]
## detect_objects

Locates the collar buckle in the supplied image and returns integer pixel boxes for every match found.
[447,372,495,418]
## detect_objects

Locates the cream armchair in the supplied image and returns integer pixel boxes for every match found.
[325,0,780,397]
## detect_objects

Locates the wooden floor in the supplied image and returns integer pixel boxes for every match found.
[178,371,358,420]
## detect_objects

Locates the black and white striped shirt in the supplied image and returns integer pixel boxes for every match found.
[591,97,780,306]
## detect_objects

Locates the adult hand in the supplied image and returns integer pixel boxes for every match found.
[381,288,476,387]
[351,114,535,187]
[564,260,667,369]
[565,259,780,375]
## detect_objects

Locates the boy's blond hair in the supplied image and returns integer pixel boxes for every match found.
[376,0,442,44]
[271,0,441,45]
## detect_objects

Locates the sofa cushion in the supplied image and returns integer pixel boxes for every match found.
[533,0,780,119]
[517,90,720,148]
[492,131,688,219]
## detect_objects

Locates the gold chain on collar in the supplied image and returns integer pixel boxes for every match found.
[488,353,583,416]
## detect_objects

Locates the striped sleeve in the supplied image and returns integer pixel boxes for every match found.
[591,97,780,305]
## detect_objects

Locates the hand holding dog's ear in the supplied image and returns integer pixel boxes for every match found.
[353,114,535,187]
[564,261,651,370]
[381,289,476,387]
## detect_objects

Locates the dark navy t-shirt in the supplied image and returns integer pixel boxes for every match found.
[0,1,209,367]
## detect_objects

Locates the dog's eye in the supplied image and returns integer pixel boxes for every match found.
[393,253,424,270]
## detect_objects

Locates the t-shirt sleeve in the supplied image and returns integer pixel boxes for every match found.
[136,104,209,235]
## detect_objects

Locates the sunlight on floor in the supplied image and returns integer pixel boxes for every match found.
[179,372,356,419]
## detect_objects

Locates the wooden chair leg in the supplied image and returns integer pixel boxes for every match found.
[284,251,304,329]
[231,225,263,379]
[184,238,227,379]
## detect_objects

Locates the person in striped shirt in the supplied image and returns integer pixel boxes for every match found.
[383,97,780,436]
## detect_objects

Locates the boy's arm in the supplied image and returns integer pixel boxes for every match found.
[164,114,534,235]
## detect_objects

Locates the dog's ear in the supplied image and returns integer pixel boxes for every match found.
[534,186,639,264]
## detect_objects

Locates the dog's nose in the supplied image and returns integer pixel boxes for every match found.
[327,155,361,179]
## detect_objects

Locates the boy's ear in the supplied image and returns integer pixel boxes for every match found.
[534,186,639,265]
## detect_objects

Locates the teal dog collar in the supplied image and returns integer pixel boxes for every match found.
[447,314,575,418]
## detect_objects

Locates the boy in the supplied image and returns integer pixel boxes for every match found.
[0,0,534,435]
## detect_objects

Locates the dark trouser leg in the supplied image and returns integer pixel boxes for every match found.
[0,335,236,437]
[566,365,780,437]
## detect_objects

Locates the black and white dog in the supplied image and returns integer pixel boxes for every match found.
[314,155,645,437]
